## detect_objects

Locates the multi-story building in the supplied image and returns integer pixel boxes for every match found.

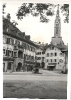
[3,17,38,72]
[45,44,67,70]
[36,4,68,71]
[44,4,68,71]
[36,48,45,68]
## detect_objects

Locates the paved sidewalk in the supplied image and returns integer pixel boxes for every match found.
[3,69,67,76]
[40,69,65,76]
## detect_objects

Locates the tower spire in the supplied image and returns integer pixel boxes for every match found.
[51,4,64,46]
[56,4,59,16]
[54,4,61,37]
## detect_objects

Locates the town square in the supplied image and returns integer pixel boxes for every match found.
[3,1,68,99]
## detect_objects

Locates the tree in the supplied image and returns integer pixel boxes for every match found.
[2,3,6,14]
[16,3,55,23]
[61,4,69,23]
[16,3,69,23]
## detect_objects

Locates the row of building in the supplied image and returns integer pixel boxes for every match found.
[3,4,68,72]
[3,16,38,72]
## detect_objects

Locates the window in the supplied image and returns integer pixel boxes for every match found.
[60,53,63,56]
[20,41,22,45]
[6,50,7,56]
[17,41,20,45]
[47,53,49,57]
[55,52,57,56]
[3,36,7,44]
[3,63,5,72]
[37,57,41,60]
[7,38,10,44]
[39,52,41,55]
[30,46,32,51]
[31,56,34,61]
[54,59,57,62]
[14,52,17,57]
[15,40,20,45]
[52,47,54,50]
[36,52,41,55]
[33,48,35,52]
[42,57,44,61]
[9,51,12,56]
[42,52,45,54]
[47,59,49,62]
[27,45,29,50]
[50,59,52,62]
[50,53,53,57]
[3,49,5,54]
[42,57,44,59]
[11,51,13,57]
[7,50,9,56]
[22,42,26,49]
[11,39,14,45]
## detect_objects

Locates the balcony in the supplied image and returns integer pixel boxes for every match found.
[14,44,24,50]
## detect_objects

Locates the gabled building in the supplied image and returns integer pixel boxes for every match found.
[44,44,68,70]
[3,16,38,72]
[44,4,68,71]
[36,4,68,71]
[35,43,48,68]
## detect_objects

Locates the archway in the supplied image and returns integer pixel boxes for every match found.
[16,62,22,71]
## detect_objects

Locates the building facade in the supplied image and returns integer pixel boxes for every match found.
[36,4,68,71]
[44,4,68,71]
[44,44,67,70]
[36,48,45,68]
[3,17,37,72]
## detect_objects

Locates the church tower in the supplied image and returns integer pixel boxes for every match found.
[51,4,64,46]
[54,4,61,37]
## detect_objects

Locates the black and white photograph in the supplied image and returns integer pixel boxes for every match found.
[2,0,69,99]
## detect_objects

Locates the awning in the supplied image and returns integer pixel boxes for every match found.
[48,63,56,66]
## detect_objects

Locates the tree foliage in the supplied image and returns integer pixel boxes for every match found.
[16,3,69,23]
[16,3,55,23]
[61,4,69,23]
[2,3,6,14]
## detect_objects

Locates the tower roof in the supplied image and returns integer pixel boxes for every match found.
[56,4,60,17]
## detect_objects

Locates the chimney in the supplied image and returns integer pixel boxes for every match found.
[25,35,30,40]
[22,32,25,39]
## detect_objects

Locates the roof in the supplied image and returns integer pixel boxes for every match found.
[45,43,68,51]
[3,18,38,48]
[61,48,68,53]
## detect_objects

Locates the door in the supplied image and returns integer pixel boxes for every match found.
[17,62,22,71]
[7,62,11,70]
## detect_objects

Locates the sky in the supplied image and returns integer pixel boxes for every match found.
[2,1,69,45]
